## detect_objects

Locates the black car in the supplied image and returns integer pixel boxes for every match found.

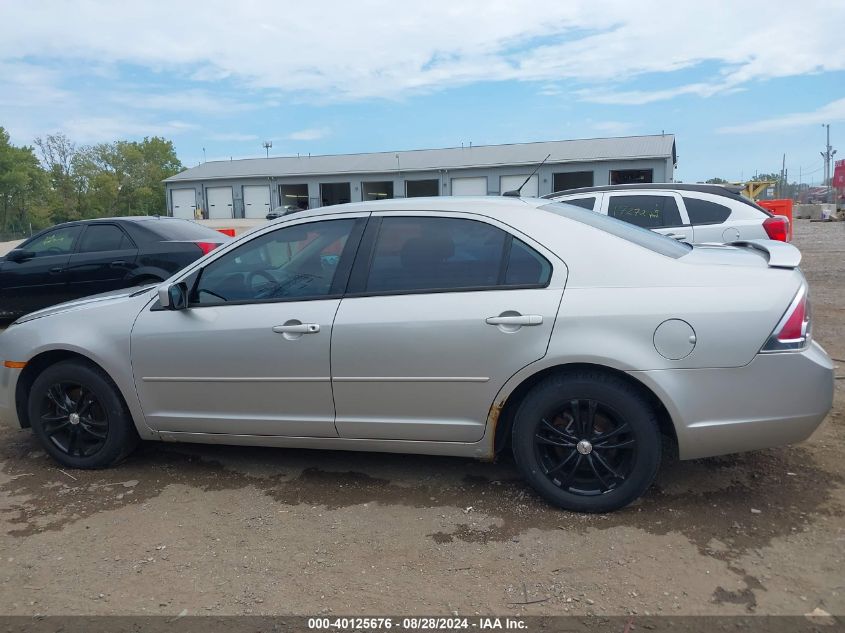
[265,205,302,220]
[0,216,230,322]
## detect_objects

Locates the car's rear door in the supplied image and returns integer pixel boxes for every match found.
[602,192,694,242]
[66,223,139,296]
[130,214,367,436]
[681,193,766,242]
[330,212,566,442]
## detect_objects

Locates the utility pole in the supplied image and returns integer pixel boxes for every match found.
[263,140,273,158]
[779,153,786,198]
[821,124,837,203]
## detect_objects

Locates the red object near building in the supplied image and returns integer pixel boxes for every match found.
[758,199,793,242]
[833,159,845,189]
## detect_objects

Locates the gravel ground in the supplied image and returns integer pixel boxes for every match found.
[0,219,842,617]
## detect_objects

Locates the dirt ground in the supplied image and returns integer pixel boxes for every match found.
[0,220,843,617]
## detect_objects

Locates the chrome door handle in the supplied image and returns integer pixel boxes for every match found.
[110,260,126,268]
[272,323,320,334]
[486,315,543,326]
[665,233,687,241]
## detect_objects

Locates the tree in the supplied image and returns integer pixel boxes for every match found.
[1,128,184,233]
[34,132,79,222]
[705,177,729,184]
[0,127,48,235]
[113,137,182,215]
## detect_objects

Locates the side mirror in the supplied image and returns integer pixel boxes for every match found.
[6,249,35,263]
[158,281,189,310]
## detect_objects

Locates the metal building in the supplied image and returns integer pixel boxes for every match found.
[163,134,676,219]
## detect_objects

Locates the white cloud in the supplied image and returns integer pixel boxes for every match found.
[62,116,198,143]
[1,0,844,147]
[576,82,732,105]
[110,90,259,115]
[589,120,638,135]
[286,127,330,141]
[0,1,842,103]
[207,132,259,142]
[717,98,845,134]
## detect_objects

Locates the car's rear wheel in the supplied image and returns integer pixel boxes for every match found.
[511,371,661,513]
[28,360,139,469]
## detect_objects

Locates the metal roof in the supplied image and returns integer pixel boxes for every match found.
[165,134,676,182]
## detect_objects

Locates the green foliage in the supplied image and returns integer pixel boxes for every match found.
[0,127,49,237]
[705,177,729,184]
[0,128,183,238]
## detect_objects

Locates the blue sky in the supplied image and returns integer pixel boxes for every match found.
[1,1,843,184]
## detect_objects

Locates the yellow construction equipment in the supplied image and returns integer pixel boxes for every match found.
[734,180,778,201]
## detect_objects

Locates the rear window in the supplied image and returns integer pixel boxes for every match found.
[139,218,229,241]
[683,197,731,224]
[540,202,691,259]
[560,196,596,211]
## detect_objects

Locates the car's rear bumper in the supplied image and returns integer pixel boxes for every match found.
[630,341,834,459]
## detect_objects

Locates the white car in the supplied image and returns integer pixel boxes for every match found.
[544,183,789,243]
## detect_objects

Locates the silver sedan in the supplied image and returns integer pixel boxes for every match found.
[0,197,834,512]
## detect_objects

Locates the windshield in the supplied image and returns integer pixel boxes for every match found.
[539,201,692,259]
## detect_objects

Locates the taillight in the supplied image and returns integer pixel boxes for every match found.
[761,285,811,352]
[763,215,789,242]
[194,241,220,256]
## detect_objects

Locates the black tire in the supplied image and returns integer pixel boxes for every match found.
[28,359,140,469]
[511,371,661,513]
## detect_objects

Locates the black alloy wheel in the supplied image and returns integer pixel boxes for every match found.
[534,398,636,495]
[512,371,661,513]
[38,381,109,457]
[29,359,140,469]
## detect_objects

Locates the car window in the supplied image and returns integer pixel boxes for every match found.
[607,195,683,228]
[24,226,82,256]
[560,196,596,211]
[139,218,230,241]
[683,197,732,225]
[78,224,132,253]
[540,202,691,259]
[506,239,552,285]
[365,217,549,293]
[193,219,355,305]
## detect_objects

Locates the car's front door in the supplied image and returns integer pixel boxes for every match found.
[331,213,566,442]
[0,225,82,318]
[602,192,694,242]
[67,223,139,296]
[130,214,366,436]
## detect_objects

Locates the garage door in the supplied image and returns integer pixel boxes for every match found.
[206,186,234,219]
[500,175,539,197]
[243,185,271,219]
[451,177,487,196]
[171,189,197,219]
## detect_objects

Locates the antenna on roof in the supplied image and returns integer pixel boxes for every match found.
[503,153,551,197]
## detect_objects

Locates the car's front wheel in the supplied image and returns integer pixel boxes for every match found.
[28,360,140,469]
[511,371,661,513]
